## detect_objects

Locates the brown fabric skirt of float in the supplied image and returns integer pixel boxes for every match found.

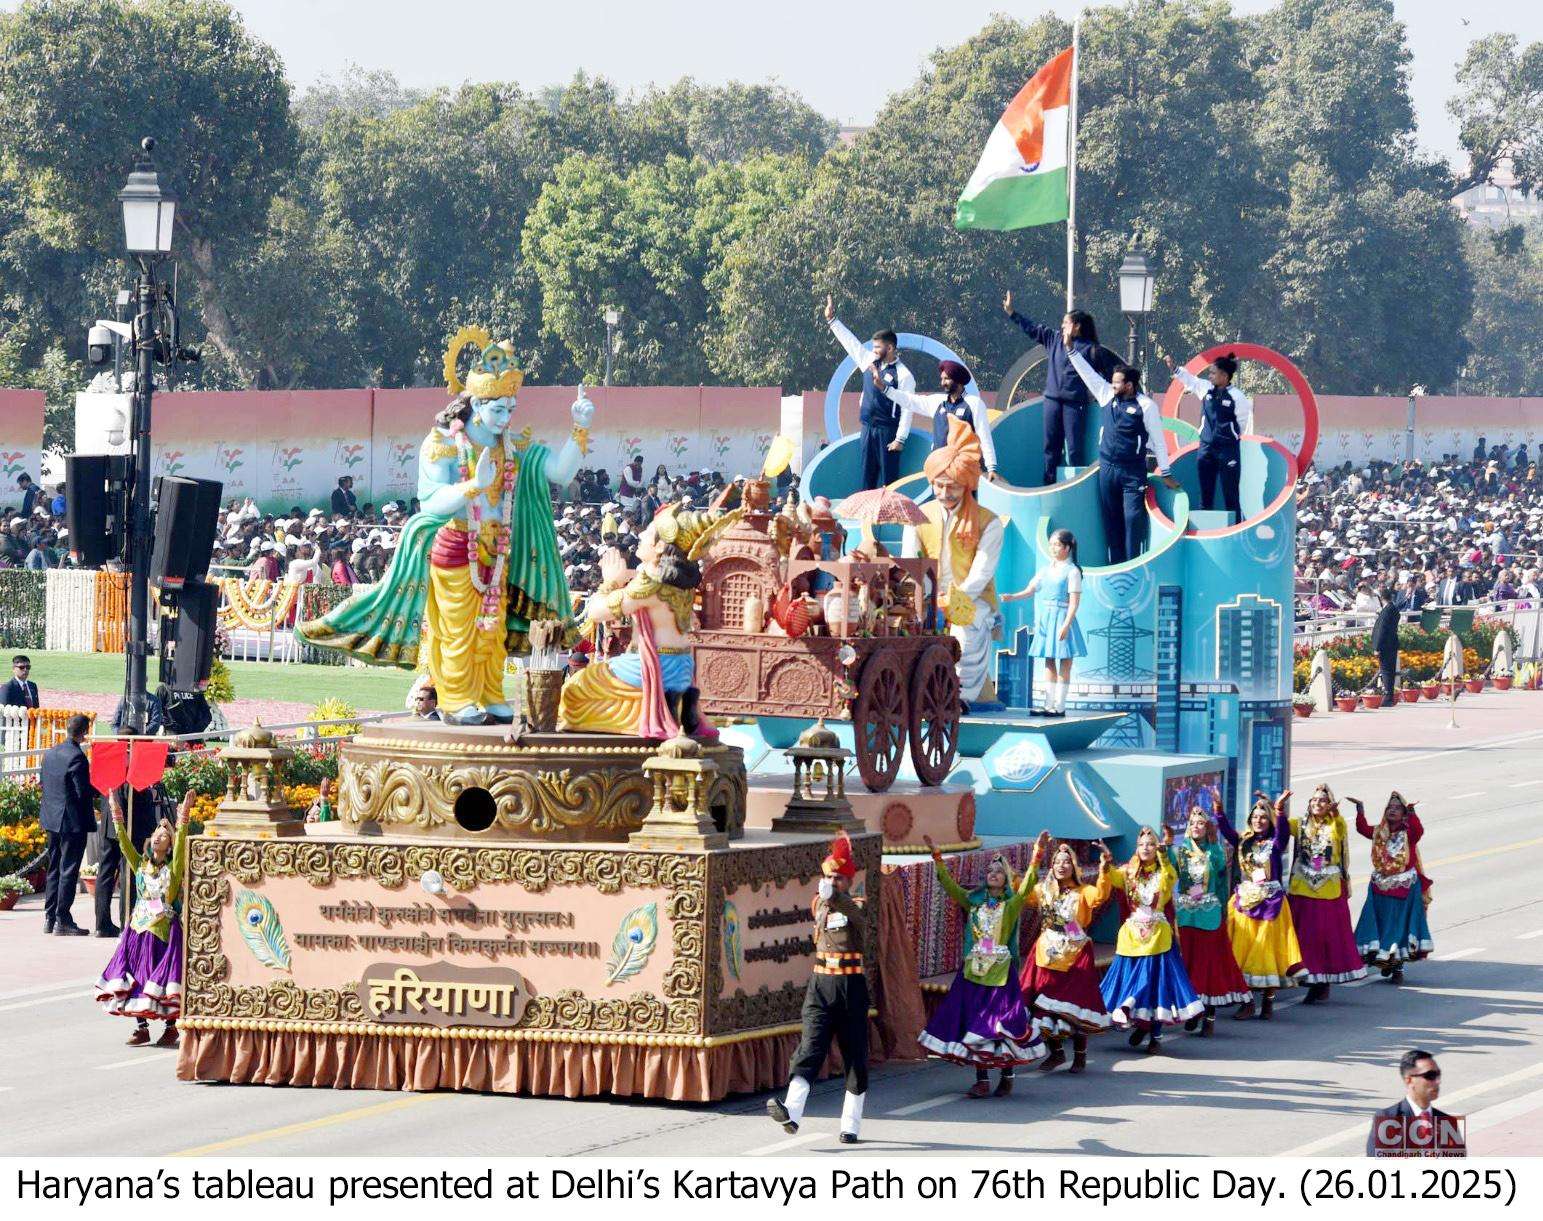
[177,1022,887,1103]
[176,880,927,1101]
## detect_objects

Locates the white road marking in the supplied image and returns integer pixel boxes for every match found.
[1296,727,1543,781]
[97,1053,177,1071]
[1510,781,1543,788]
[1432,947,1484,961]
[1517,929,1543,941]
[0,978,96,1003]
[1449,791,1486,799]
[1467,1085,1543,1133]
[1283,1058,1543,1156]
[745,1131,826,1156]
[888,1092,963,1116]
[0,991,93,1015]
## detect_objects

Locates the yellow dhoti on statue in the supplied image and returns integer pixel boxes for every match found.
[557,663,643,735]
[424,521,509,714]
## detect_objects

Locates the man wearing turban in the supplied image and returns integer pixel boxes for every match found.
[901,417,1004,706]
[874,356,999,481]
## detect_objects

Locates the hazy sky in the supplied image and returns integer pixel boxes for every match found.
[8,1,1538,166]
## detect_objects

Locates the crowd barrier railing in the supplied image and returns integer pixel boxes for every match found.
[0,711,410,782]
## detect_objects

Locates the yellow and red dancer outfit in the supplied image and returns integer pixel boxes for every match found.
[1019,842,1113,1073]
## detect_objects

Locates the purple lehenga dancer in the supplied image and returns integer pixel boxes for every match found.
[918,837,1046,1096]
[94,791,193,1047]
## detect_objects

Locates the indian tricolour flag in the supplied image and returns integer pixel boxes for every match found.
[955,46,1074,231]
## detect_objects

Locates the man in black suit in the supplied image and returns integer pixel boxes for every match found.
[1367,1049,1467,1157]
[330,475,358,518]
[39,714,99,936]
[1395,574,1428,614]
[1437,565,1475,607]
[1371,588,1401,707]
[1,654,39,707]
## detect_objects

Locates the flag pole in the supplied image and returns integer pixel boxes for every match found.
[1066,14,1081,310]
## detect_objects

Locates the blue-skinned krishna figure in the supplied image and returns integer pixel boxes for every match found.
[298,326,595,724]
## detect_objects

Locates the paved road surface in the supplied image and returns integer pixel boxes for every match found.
[4,693,1541,1157]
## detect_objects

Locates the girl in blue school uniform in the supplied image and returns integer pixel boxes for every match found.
[1002,528,1086,717]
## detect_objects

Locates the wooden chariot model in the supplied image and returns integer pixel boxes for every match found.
[691,481,962,792]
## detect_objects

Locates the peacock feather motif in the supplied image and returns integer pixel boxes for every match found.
[723,899,743,981]
[603,902,658,985]
[234,888,292,973]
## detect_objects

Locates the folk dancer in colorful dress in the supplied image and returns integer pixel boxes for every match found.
[1289,784,1370,1003]
[918,836,1045,1096]
[767,833,870,1145]
[94,791,194,1047]
[1164,809,1251,1035]
[1351,792,1434,981]
[1019,831,1114,1073]
[1098,827,1204,1054]
[1001,527,1085,716]
[1215,791,1305,1018]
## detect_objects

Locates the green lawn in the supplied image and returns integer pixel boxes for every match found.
[26,650,409,712]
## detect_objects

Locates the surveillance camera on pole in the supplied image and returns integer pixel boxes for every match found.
[87,319,132,367]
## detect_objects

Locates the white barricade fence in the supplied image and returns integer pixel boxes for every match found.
[0,705,29,776]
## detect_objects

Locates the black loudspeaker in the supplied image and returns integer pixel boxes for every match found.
[149,476,223,590]
[64,454,129,566]
[165,579,218,691]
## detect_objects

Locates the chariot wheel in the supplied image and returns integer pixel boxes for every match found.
[852,651,908,791]
[908,642,961,786]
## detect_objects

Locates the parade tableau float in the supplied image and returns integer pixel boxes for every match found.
[177,329,923,1102]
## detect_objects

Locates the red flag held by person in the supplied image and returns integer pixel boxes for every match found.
[89,740,129,793]
[127,741,172,791]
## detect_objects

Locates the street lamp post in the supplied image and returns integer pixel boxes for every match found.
[603,306,620,387]
[1118,250,1156,366]
[116,138,177,735]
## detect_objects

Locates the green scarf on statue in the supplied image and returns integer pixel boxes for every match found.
[296,442,572,667]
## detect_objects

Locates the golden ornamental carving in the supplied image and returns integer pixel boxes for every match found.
[182,839,713,1036]
[339,756,657,841]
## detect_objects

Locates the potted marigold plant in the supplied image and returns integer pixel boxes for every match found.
[1466,672,1486,695]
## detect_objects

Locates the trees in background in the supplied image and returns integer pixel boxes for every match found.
[0,0,1540,428]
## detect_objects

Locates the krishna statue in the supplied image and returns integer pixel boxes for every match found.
[296,326,595,725]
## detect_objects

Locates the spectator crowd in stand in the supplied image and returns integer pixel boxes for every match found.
[14,437,1543,616]
[0,461,757,598]
[1296,440,1543,622]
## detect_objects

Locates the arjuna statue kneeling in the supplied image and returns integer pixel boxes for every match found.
[297,326,594,724]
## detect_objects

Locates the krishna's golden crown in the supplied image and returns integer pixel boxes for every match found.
[443,325,525,401]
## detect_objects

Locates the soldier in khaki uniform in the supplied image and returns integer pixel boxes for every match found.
[767,833,870,1144]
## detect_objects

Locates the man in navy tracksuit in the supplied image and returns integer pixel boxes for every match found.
[1166,353,1253,518]
[1003,292,1118,485]
[1067,351,1180,565]
[825,296,915,490]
